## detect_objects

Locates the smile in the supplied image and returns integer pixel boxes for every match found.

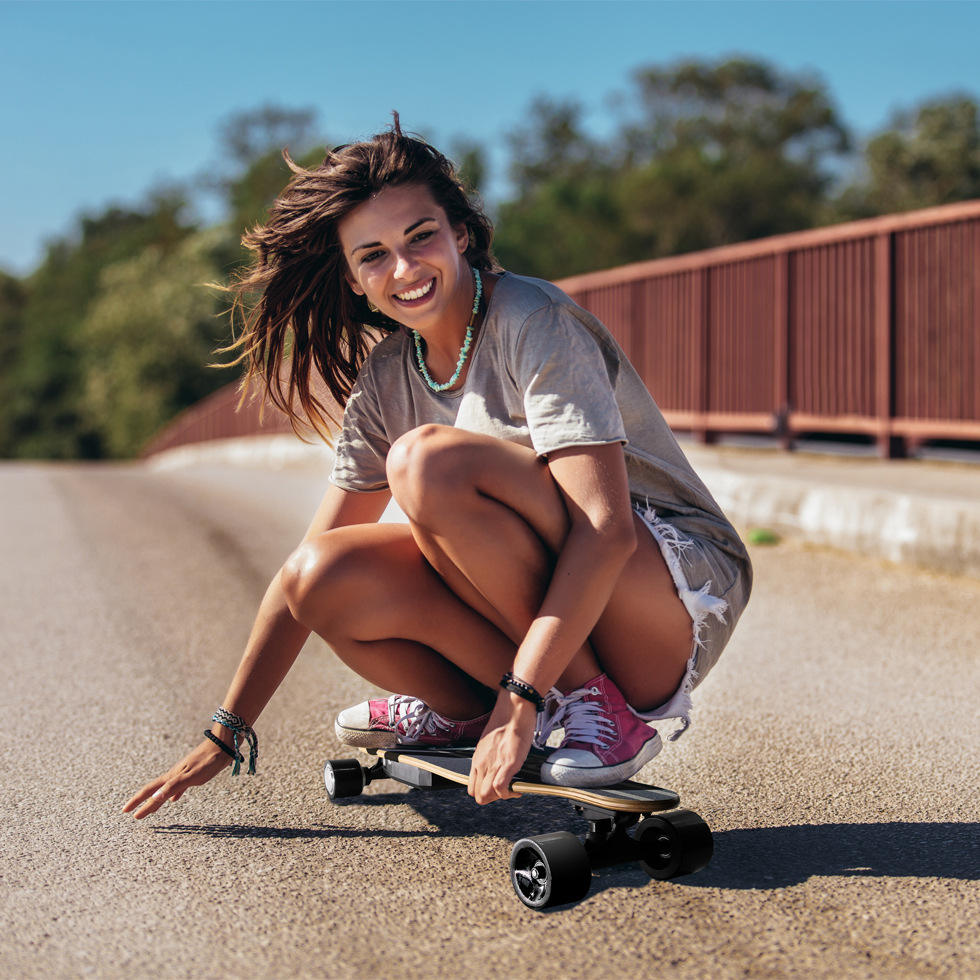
[394,278,435,302]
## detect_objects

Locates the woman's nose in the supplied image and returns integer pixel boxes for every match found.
[393,250,419,281]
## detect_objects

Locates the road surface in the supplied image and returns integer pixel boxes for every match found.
[1,459,977,978]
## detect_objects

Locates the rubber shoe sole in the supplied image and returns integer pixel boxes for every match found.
[334,718,399,749]
[539,730,663,787]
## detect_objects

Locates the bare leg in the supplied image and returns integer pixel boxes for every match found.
[387,425,693,711]
[281,523,514,719]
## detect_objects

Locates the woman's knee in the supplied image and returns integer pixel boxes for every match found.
[386,424,477,520]
[280,532,365,629]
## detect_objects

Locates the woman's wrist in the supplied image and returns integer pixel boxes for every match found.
[499,671,546,710]
[495,688,539,724]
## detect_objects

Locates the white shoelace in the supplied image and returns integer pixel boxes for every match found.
[535,686,616,750]
[385,695,454,743]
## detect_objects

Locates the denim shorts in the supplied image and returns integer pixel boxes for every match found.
[630,503,752,739]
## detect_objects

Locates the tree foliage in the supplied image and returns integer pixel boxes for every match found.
[2,190,197,457]
[494,59,852,278]
[836,96,980,218]
[205,105,324,264]
[79,228,233,457]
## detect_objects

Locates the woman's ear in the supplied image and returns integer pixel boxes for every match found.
[455,224,470,254]
[346,273,366,297]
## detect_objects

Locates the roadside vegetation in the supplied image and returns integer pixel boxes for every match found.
[2,58,978,459]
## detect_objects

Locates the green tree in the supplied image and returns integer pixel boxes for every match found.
[494,59,851,279]
[5,190,197,458]
[79,227,233,457]
[202,104,324,263]
[616,58,849,258]
[836,95,980,218]
[450,137,490,199]
[0,271,28,454]
[494,97,623,278]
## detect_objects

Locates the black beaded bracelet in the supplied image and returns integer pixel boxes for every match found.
[204,729,244,765]
[500,672,545,711]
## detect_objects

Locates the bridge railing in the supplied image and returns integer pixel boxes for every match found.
[145,200,980,459]
[559,199,980,457]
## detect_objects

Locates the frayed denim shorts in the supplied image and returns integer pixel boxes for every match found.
[631,503,752,740]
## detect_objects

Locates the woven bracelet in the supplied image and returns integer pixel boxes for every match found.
[211,707,258,776]
[499,672,545,711]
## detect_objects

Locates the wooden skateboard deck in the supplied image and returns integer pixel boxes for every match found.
[371,745,680,813]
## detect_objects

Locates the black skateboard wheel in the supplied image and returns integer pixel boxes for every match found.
[323,758,366,800]
[509,832,592,910]
[636,809,713,880]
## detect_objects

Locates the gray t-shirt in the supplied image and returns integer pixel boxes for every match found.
[330,272,749,571]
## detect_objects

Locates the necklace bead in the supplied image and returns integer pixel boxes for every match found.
[412,268,482,392]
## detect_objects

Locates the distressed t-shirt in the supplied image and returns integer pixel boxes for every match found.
[330,272,749,574]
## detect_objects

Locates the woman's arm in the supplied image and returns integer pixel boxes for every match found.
[512,442,637,691]
[469,442,638,803]
[507,305,638,683]
[123,483,391,819]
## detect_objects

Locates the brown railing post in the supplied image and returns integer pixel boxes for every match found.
[773,251,793,450]
[631,277,647,390]
[694,266,715,444]
[875,232,905,458]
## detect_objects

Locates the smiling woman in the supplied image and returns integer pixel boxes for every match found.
[124,113,751,820]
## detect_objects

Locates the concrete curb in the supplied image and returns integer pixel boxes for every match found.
[147,435,980,579]
[695,463,980,578]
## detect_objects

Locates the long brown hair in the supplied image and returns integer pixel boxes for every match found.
[220,113,499,440]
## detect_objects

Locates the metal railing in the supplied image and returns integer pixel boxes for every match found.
[145,200,980,458]
[559,200,980,457]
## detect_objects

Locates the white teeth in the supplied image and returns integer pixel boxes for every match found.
[395,279,434,301]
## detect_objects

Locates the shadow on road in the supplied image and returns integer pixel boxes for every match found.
[682,821,980,889]
[154,821,439,841]
[156,788,979,891]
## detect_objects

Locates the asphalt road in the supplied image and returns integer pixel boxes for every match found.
[1,459,977,979]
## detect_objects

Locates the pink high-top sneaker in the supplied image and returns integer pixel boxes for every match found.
[335,694,489,749]
[538,674,662,786]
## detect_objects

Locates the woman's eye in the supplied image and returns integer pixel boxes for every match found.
[362,250,383,264]
[413,231,434,243]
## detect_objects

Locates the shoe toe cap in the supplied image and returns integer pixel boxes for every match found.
[336,701,371,730]
[544,748,601,769]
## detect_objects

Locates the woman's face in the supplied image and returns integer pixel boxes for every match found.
[338,182,471,334]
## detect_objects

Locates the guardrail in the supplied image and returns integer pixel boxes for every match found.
[144,200,980,459]
[142,383,303,456]
[559,199,980,457]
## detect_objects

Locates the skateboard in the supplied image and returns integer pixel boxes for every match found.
[323,746,713,909]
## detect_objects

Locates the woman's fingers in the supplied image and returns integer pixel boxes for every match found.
[122,778,166,814]
[468,737,524,804]
[123,779,177,820]
[122,742,227,819]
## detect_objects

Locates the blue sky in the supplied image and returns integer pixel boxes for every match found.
[2,0,979,276]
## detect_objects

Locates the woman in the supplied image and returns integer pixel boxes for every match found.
[124,116,751,816]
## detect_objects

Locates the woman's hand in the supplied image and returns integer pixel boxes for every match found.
[122,740,231,820]
[467,691,538,805]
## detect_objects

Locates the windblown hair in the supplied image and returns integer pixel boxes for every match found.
[220,113,499,440]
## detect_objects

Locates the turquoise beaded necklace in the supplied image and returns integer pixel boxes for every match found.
[411,268,482,392]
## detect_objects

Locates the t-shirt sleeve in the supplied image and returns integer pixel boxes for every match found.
[514,303,628,457]
[328,368,391,491]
